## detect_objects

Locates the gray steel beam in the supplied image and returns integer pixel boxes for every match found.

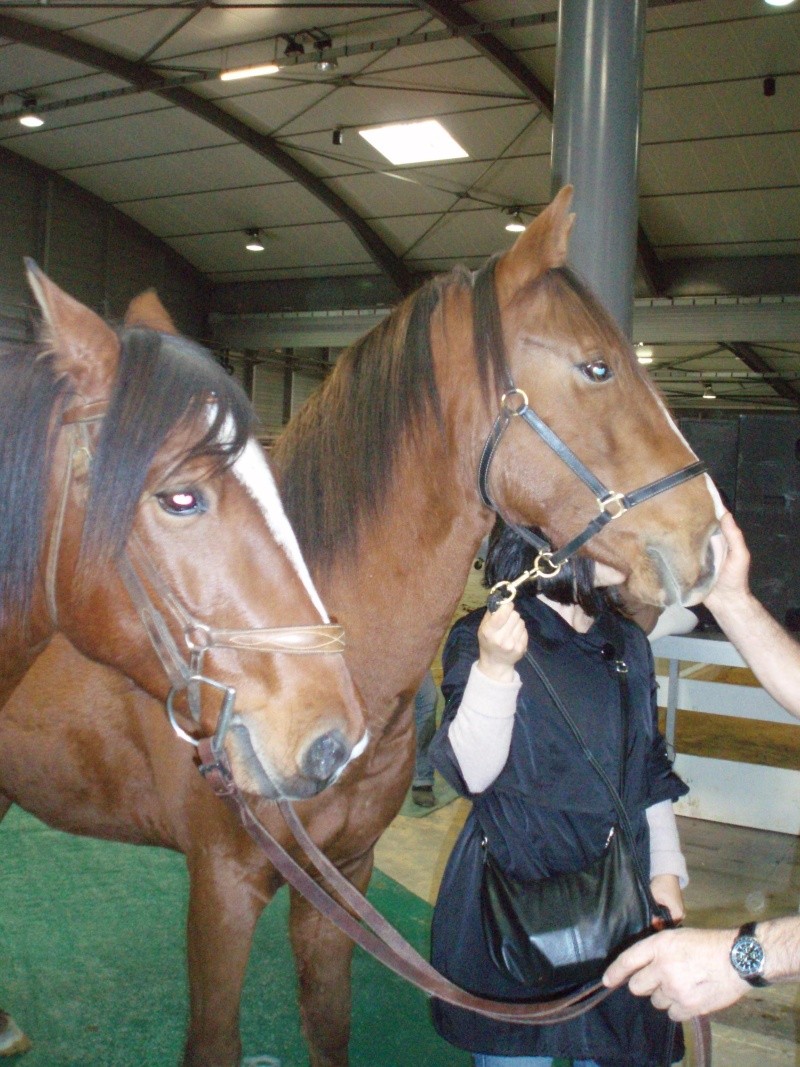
[412,0,553,117]
[724,342,800,408]
[0,13,416,296]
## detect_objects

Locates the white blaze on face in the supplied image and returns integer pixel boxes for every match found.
[232,437,330,621]
[653,393,725,516]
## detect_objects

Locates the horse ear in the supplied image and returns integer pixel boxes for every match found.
[496,185,576,296]
[25,258,118,401]
[125,290,178,335]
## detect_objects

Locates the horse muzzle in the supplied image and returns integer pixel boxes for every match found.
[225,722,362,800]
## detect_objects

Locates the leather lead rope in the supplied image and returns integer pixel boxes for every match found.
[195,739,712,1064]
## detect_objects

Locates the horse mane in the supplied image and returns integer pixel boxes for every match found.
[0,342,71,634]
[274,264,507,571]
[0,327,254,636]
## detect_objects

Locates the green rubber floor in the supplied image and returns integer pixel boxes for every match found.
[0,807,470,1067]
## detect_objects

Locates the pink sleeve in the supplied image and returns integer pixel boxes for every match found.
[447,662,521,793]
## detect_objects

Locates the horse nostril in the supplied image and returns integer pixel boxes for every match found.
[302,730,349,783]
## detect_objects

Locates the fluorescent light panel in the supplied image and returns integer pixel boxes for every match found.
[220,62,281,82]
[359,119,468,165]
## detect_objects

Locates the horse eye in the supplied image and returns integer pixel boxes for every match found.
[580,359,612,383]
[156,489,206,516]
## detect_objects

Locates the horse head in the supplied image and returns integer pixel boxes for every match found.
[4,264,366,799]
[470,185,722,608]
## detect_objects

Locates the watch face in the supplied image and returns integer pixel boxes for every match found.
[731,935,765,977]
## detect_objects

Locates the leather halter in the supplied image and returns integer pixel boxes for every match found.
[478,385,707,603]
[471,256,707,605]
[46,401,346,754]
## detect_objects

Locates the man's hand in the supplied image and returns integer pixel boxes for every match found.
[704,511,750,615]
[603,927,748,1021]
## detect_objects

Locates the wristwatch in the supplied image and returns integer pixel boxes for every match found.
[730,921,769,986]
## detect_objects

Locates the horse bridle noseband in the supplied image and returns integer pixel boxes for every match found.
[46,401,346,756]
[478,385,707,607]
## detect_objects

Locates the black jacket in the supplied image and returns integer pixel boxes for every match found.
[429,595,688,1065]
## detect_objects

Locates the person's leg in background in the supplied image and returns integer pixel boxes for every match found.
[412,669,438,807]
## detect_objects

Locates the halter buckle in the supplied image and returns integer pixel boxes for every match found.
[597,492,628,519]
[500,387,528,416]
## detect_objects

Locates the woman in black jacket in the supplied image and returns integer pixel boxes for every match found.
[429,522,688,1067]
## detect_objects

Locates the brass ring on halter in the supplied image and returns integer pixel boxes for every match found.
[500,387,529,415]
[533,552,564,578]
[597,491,628,519]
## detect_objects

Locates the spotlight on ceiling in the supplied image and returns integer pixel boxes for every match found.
[315,51,338,72]
[764,0,796,7]
[19,96,44,128]
[702,382,717,400]
[636,344,654,365]
[313,33,337,71]
[283,34,305,57]
[504,209,526,233]
[245,228,265,252]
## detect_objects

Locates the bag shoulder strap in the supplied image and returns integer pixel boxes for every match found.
[522,643,651,895]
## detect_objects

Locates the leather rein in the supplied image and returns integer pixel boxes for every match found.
[46,399,346,755]
[190,362,711,1060]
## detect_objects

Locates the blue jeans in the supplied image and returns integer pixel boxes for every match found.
[413,670,438,787]
[473,1057,600,1066]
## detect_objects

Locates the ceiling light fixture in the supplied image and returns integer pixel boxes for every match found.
[315,50,338,72]
[282,34,305,58]
[504,209,526,233]
[764,0,796,7]
[635,344,654,364]
[359,119,468,166]
[245,228,265,252]
[702,383,716,400]
[19,96,44,128]
[312,31,337,71]
[220,62,281,82]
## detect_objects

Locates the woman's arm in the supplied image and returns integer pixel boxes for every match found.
[446,601,528,793]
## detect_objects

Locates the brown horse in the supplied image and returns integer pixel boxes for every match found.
[0,188,722,1066]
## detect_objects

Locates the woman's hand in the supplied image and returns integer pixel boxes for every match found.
[650,873,685,924]
[477,600,528,682]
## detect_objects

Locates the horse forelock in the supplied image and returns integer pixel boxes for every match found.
[0,343,71,634]
[80,327,255,567]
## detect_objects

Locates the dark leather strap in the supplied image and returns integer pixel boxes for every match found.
[195,737,713,1065]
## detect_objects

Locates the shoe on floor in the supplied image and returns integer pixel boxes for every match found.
[0,1011,32,1057]
[412,785,436,808]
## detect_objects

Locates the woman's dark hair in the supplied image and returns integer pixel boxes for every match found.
[482,519,613,617]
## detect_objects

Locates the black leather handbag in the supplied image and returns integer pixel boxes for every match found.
[480,647,672,995]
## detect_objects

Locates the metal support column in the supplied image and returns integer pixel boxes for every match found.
[551,0,646,338]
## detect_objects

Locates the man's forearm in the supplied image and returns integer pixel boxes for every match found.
[706,588,800,717]
[758,916,800,983]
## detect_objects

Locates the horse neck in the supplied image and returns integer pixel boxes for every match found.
[317,417,491,726]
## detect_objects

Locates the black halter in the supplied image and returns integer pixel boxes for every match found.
[472,262,707,605]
